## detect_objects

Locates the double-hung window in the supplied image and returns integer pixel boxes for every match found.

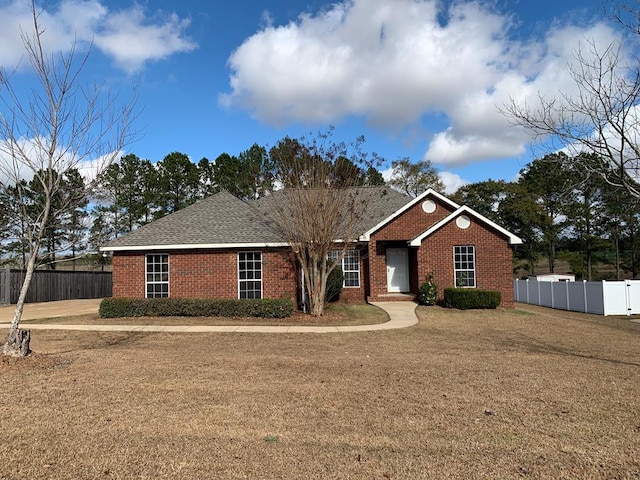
[238,251,262,299]
[146,254,169,298]
[454,245,476,287]
[328,250,360,288]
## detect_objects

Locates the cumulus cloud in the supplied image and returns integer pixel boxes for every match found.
[221,0,625,166]
[438,171,468,194]
[0,0,196,73]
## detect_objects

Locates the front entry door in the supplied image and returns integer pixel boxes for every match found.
[386,248,410,293]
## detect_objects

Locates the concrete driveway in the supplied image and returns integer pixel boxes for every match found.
[0,298,101,322]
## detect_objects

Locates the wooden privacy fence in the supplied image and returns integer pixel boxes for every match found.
[0,268,112,304]
[514,279,640,316]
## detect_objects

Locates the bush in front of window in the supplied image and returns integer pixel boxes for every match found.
[325,264,344,303]
[99,298,294,319]
[443,288,501,310]
[418,273,438,306]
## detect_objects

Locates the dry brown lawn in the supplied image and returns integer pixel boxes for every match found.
[1,304,639,479]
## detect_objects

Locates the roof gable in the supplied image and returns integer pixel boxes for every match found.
[409,205,523,246]
[360,189,459,241]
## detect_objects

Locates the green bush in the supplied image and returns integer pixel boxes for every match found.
[325,264,344,302]
[99,297,294,319]
[418,273,438,306]
[443,288,501,310]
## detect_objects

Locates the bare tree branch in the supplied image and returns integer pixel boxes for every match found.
[503,26,640,198]
[0,0,138,357]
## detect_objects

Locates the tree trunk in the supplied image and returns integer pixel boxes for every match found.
[3,328,31,357]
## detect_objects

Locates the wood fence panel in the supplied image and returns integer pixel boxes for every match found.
[0,268,112,304]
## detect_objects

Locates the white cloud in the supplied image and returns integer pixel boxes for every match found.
[221,0,625,166]
[438,171,468,194]
[0,0,196,73]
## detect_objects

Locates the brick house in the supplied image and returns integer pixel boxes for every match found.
[101,187,522,307]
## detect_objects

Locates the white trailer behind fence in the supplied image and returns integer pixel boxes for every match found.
[514,279,640,316]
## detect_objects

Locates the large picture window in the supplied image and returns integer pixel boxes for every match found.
[238,251,262,299]
[454,245,476,287]
[328,250,361,288]
[146,254,169,298]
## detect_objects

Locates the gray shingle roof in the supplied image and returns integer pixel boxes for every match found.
[102,186,412,250]
[102,191,286,249]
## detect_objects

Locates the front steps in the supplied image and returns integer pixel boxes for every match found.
[367,293,417,303]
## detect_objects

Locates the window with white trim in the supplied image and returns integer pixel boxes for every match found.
[454,245,476,287]
[328,250,361,288]
[146,254,169,298]
[238,251,262,299]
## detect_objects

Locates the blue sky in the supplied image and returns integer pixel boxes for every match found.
[0,0,623,192]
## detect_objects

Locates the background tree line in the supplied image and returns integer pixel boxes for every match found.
[1,143,633,280]
[453,152,638,280]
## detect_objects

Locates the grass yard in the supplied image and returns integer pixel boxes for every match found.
[1,304,639,479]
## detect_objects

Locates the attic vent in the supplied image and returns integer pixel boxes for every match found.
[422,199,436,214]
[456,215,471,229]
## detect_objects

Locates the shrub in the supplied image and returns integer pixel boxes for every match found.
[418,273,438,306]
[443,288,501,310]
[99,297,294,319]
[325,264,344,303]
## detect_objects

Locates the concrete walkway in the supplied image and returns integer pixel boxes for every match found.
[0,300,418,333]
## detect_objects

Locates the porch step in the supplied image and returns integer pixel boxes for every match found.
[367,293,417,303]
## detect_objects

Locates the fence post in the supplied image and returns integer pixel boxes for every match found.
[626,280,631,316]
[565,280,570,311]
[526,279,530,304]
[583,281,587,313]
[1,267,10,304]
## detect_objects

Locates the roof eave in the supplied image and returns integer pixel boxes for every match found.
[101,242,291,252]
[409,206,524,246]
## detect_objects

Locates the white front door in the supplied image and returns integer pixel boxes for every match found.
[386,248,410,293]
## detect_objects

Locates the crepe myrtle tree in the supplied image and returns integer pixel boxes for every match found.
[265,129,380,316]
[0,1,136,357]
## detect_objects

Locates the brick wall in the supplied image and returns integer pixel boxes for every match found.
[373,197,456,241]
[369,196,455,298]
[365,194,516,307]
[112,248,298,300]
[417,220,515,308]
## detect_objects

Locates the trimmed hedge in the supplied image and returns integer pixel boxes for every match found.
[443,288,501,310]
[99,297,294,319]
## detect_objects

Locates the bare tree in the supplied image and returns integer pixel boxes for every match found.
[503,29,640,198]
[0,2,136,357]
[264,131,377,316]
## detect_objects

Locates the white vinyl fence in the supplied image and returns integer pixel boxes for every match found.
[514,279,640,316]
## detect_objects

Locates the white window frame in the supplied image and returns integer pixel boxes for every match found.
[328,249,361,288]
[146,253,169,298]
[238,251,263,299]
[453,245,476,288]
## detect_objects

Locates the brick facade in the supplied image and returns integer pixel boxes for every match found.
[368,196,456,299]
[416,220,515,308]
[366,196,515,307]
[112,249,298,301]
[111,193,517,308]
